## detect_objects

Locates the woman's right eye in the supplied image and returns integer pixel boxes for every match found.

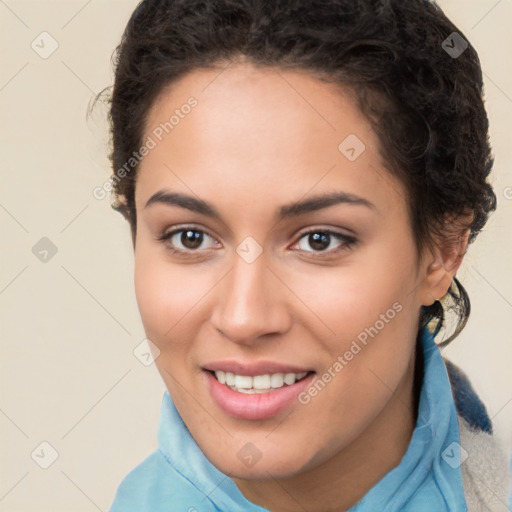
[156,227,219,254]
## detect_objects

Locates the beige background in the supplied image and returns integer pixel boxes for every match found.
[0,1,511,510]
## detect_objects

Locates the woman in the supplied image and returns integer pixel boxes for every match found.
[101,0,512,510]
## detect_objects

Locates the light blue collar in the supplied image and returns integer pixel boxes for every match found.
[157,326,467,511]
[158,383,268,510]
[349,326,467,510]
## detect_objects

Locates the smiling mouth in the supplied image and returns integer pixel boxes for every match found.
[208,370,314,394]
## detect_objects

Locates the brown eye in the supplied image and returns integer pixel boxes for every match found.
[156,226,219,254]
[307,232,330,251]
[179,229,204,250]
[296,229,356,255]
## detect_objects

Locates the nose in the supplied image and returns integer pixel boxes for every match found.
[211,251,292,346]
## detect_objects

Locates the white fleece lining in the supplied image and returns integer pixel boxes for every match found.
[458,414,512,512]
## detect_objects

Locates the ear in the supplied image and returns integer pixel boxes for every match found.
[112,197,137,250]
[419,227,471,307]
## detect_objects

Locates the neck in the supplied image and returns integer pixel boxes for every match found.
[234,342,421,512]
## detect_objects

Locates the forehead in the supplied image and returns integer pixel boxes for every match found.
[137,63,407,218]
[144,62,369,154]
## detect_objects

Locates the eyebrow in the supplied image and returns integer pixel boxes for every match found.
[144,189,376,221]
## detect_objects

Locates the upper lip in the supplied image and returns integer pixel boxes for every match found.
[203,360,314,376]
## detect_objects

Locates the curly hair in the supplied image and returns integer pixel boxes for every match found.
[95,0,497,345]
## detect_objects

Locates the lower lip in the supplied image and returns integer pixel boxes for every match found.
[203,370,315,420]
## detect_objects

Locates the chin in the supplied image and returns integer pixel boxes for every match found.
[205,442,315,480]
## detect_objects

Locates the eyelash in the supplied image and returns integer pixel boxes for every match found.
[156,225,357,258]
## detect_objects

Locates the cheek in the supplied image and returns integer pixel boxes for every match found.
[133,248,184,339]
[133,249,213,343]
[292,260,413,345]
[134,255,163,333]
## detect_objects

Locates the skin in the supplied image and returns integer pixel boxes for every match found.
[132,60,469,512]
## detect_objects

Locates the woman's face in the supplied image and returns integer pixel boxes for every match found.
[133,62,435,479]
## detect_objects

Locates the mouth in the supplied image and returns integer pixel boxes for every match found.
[202,364,316,420]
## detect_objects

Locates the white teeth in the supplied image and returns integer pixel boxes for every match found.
[235,388,268,394]
[213,370,309,392]
[234,375,253,388]
[283,373,296,385]
[253,374,271,389]
[270,373,284,388]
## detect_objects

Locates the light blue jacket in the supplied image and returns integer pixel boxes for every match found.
[109,327,512,511]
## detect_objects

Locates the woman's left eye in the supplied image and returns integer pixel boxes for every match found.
[294,229,356,255]
[156,226,356,256]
